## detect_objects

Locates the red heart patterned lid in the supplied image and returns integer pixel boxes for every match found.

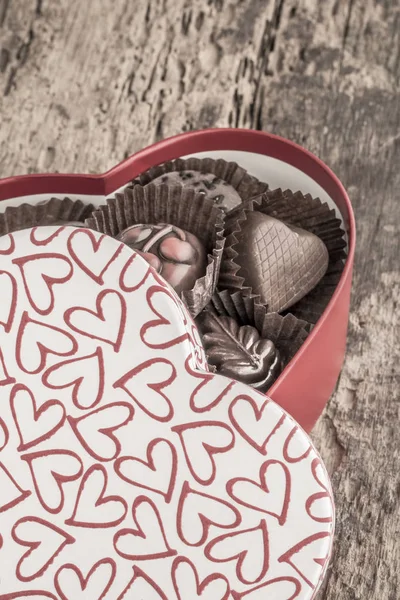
[0,226,334,600]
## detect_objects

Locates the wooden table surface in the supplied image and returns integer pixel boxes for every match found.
[0,1,399,598]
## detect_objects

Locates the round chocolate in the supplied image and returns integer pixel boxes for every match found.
[117,223,207,295]
[233,212,329,312]
[151,170,242,212]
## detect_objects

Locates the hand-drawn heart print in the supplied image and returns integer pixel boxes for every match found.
[229,396,286,454]
[30,225,66,246]
[64,289,126,352]
[42,348,105,410]
[0,462,31,513]
[140,286,190,349]
[119,253,156,293]
[21,449,83,514]
[0,417,9,451]
[0,270,17,333]
[16,312,78,374]
[10,384,66,451]
[66,464,128,528]
[67,229,123,284]
[177,481,241,547]
[13,253,73,316]
[172,421,235,485]
[0,227,334,599]
[114,438,177,503]
[0,347,16,387]
[227,460,291,526]
[185,356,237,413]
[204,520,269,585]
[114,358,176,422]
[305,459,334,523]
[0,232,15,254]
[172,556,230,600]
[12,517,75,582]
[279,532,331,588]
[231,576,302,599]
[114,496,176,560]
[54,558,116,600]
[118,566,168,600]
[2,592,58,599]
[283,426,312,464]
[68,402,134,461]
[189,322,208,370]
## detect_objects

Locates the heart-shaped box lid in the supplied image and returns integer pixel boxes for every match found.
[0,225,334,600]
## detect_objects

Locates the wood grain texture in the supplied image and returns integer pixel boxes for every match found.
[1,0,399,598]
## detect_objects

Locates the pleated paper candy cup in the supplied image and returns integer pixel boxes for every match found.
[85,183,225,317]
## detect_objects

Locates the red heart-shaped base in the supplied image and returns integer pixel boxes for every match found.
[0,128,355,432]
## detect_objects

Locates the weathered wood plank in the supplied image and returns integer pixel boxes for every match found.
[1,1,400,598]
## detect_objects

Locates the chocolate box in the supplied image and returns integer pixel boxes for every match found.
[0,128,353,599]
[0,128,355,433]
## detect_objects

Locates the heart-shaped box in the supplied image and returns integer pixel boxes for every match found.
[0,128,355,433]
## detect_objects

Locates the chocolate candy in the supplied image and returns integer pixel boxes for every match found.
[117,223,207,295]
[199,312,283,392]
[151,171,242,212]
[233,212,329,312]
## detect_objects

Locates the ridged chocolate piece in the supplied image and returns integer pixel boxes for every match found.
[228,211,329,313]
[205,289,310,364]
[150,171,242,212]
[130,157,269,212]
[200,311,283,393]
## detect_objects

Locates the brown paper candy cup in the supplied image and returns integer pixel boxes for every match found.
[206,289,310,364]
[255,188,347,262]
[129,157,268,211]
[0,197,94,235]
[282,259,345,323]
[85,184,225,317]
[220,188,347,324]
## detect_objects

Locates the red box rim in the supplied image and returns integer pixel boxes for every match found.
[0,127,356,417]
